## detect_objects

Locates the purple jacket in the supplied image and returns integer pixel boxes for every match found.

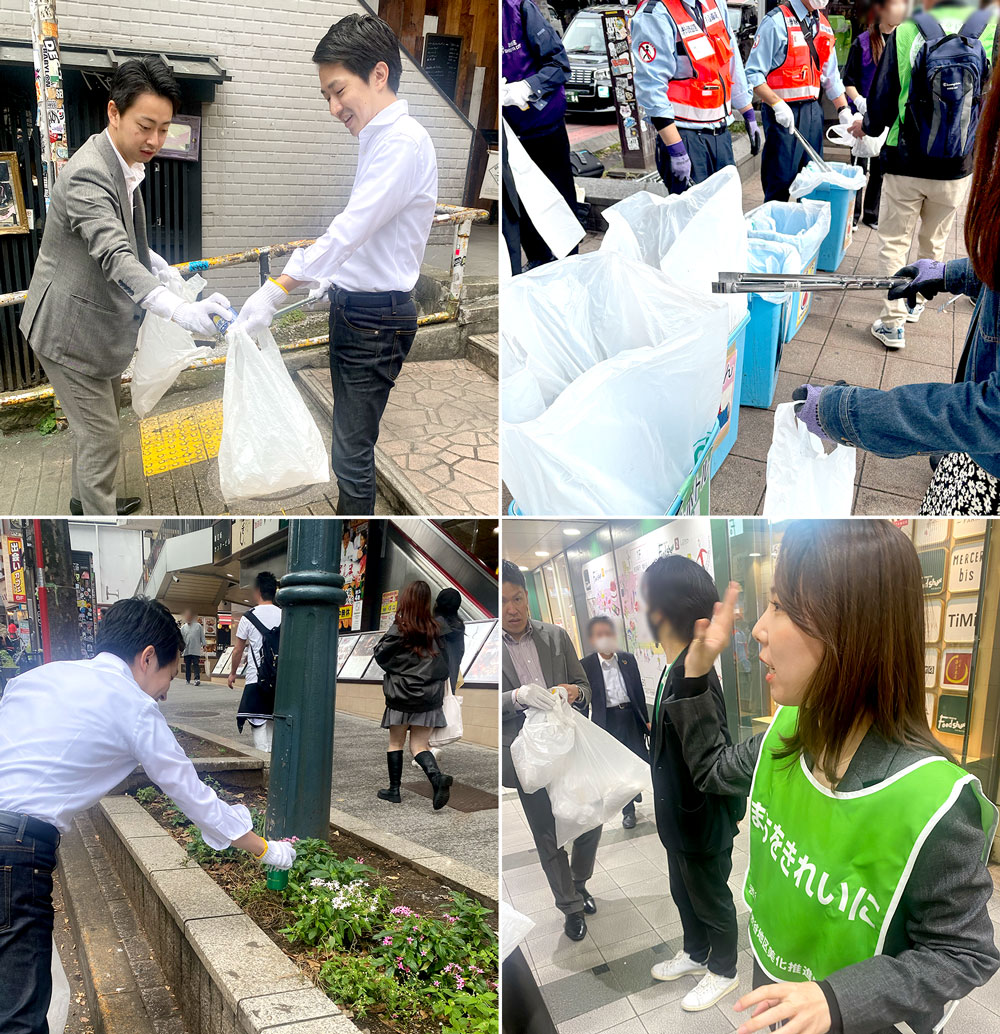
[503,0,570,138]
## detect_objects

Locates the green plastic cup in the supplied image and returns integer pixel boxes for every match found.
[266,868,288,891]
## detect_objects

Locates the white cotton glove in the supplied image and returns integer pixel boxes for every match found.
[853,95,868,116]
[149,249,170,274]
[232,278,289,336]
[772,100,795,130]
[838,106,857,126]
[305,279,332,310]
[504,79,533,110]
[515,683,560,711]
[172,293,234,336]
[258,839,297,869]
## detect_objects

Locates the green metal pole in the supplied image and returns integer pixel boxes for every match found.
[266,519,346,840]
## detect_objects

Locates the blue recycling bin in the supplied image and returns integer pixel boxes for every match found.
[741,238,801,409]
[746,200,830,343]
[802,162,864,272]
[710,313,751,477]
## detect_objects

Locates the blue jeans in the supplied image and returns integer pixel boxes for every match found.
[0,815,59,1034]
[328,289,417,514]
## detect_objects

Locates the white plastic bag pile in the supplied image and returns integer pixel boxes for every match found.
[501,251,729,514]
[510,687,648,848]
[131,266,215,418]
[745,199,832,267]
[788,159,866,201]
[601,167,749,333]
[763,402,856,518]
[217,326,330,501]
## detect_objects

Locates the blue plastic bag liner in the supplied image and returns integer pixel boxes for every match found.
[745,199,831,268]
[601,167,748,333]
[787,159,865,200]
[501,251,730,515]
[746,238,802,305]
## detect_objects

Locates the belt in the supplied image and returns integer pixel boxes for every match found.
[611,702,631,710]
[0,810,60,847]
[329,287,412,308]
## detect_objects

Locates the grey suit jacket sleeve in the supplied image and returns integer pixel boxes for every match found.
[824,784,999,1034]
[63,164,161,303]
[662,673,761,797]
[556,628,591,709]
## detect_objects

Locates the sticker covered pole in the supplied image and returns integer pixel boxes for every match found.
[28,0,69,206]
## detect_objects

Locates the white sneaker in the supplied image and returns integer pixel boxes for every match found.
[905,301,925,323]
[871,319,906,350]
[681,971,739,1012]
[650,950,707,982]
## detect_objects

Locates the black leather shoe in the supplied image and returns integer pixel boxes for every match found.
[564,912,587,940]
[69,496,142,516]
[623,812,637,829]
[581,890,597,915]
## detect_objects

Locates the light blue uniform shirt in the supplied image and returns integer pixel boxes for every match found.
[631,0,752,128]
[744,0,845,100]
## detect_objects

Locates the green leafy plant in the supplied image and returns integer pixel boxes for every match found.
[37,411,58,435]
[133,785,158,805]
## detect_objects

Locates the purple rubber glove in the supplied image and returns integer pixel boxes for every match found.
[743,109,763,157]
[887,259,946,308]
[666,140,692,187]
[791,382,847,442]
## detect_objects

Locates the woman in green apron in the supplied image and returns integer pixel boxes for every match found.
[664,519,998,1034]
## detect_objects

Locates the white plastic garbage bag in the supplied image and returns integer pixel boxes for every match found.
[218,326,330,501]
[763,402,856,518]
[787,159,866,201]
[501,251,729,514]
[825,123,889,160]
[429,693,464,747]
[131,267,214,418]
[746,238,802,306]
[503,118,585,265]
[48,937,70,1034]
[500,902,536,963]
[745,199,832,267]
[510,686,575,794]
[601,167,748,332]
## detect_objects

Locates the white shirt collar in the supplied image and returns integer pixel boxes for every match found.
[104,129,146,197]
[359,99,409,141]
[600,653,619,667]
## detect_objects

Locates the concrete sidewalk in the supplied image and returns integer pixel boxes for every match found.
[160,679,499,876]
[503,782,1000,1034]
[711,175,972,516]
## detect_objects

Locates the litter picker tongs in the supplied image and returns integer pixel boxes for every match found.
[712,272,911,294]
[789,124,833,173]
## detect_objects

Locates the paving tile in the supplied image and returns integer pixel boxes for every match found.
[778,338,822,377]
[585,910,658,949]
[728,406,775,463]
[949,994,1000,1033]
[544,969,631,1026]
[854,485,924,516]
[710,455,766,516]
[535,949,608,987]
[555,1000,639,1034]
[812,346,885,388]
[881,356,953,392]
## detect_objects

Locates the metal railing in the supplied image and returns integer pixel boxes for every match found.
[0,203,488,406]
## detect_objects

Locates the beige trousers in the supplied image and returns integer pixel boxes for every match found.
[877,172,970,328]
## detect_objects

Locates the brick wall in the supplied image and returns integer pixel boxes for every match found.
[0,0,476,303]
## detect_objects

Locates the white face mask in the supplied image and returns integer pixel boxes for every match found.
[808,0,829,9]
[594,636,617,656]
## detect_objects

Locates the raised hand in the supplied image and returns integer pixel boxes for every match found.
[685,581,740,679]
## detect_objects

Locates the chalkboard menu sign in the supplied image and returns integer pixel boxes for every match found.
[423,33,463,99]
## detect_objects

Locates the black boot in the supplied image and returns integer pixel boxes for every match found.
[414,750,453,810]
[378,750,404,803]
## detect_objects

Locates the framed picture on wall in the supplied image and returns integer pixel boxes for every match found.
[0,153,28,234]
[159,115,202,162]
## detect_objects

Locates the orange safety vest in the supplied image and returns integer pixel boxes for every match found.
[661,0,734,123]
[765,5,835,102]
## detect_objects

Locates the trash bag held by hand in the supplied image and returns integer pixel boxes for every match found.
[510,686,575,794]
[218,326,330,501]
[131,267,214,418]
[763,402,856,518]
[429,693,464,748]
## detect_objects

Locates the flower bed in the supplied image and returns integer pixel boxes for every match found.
[133,779,498,1034]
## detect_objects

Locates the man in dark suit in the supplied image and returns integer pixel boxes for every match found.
[501,561,598,942]
[581,616,650,829]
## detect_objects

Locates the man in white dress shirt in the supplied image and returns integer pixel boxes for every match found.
[0,597,296,1033]
[235,14,438,515]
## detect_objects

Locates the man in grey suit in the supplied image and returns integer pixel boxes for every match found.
[19,57,231,515]
[501,561,601,942]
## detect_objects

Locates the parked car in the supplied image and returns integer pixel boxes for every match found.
[562,4,635,113]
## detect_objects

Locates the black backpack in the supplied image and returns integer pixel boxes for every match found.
[904,9,992,161]
[244,610,280,692]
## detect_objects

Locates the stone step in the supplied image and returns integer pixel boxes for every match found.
[458,293,499,337]
[466,332,498,379]
[297,359,497,516]
[59,811,189,1034]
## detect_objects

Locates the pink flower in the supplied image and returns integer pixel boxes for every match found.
[433,981,440,987]
[421,950,427,956]
[382,937,392,945]
[406,937,414,944]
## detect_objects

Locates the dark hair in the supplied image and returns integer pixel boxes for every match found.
[966,62,1000,290]
[587,615,615,636]
[434,587,462,617]
[868,4,887,64]
[313,13,402,92]
[396,580,440,656]
[501,560,527,589]
[641,555,718,643]
[255,571,278,601]
[96,597,183,668]
[771,520,952,785]
[109,56,181,117]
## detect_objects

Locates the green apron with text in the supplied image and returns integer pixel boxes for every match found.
[744,705,998,982]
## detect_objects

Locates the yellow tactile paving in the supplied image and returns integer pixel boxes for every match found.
[139,398,224,476]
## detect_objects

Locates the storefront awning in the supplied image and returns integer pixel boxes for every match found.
[0,39,229,82]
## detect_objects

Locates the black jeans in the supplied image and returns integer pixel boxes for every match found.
[184,654,200,682]
[655,125,736,195]
[851,151,884,226]
[516,123,580,268]
[0,816,59,1034]
[327,288,417,515]
[760,98,824,202]
[667,846,739,978]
